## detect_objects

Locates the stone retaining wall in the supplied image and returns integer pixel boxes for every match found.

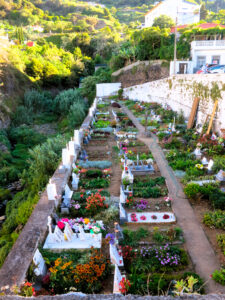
[123,74,225,135]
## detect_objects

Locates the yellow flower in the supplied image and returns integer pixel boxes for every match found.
[84,218,90,225]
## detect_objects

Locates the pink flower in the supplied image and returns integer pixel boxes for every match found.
[164,196,172,202]
[61,218,69,223]
[140,215,146,220]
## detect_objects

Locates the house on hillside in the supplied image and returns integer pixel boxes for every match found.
[170,23,225,74]
[145,0,200,27]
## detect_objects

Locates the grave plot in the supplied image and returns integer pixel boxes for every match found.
[123,99,225,288]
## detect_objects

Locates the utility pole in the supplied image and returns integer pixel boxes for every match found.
[173,16,177,75]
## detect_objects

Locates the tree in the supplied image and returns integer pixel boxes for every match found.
[152,15,175,29]
[200,3,208,20]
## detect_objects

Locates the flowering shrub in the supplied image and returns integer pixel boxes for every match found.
[13,282,35,297]
[85,192,108,215]
[106,233,116,245]
[125,194,135,207]
[136,200,148,211]
[73,250,111,293]
[49,258,74,294]
[122,245,137,263]
[119,277,131,294]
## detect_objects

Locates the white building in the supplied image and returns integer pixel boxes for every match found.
[145,0,200,28]
[191,40,225,71]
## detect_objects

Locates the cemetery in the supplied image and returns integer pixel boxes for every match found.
[1,94,225,297]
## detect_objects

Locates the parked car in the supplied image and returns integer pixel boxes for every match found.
[208,65,225,74]
[196,64,217,74]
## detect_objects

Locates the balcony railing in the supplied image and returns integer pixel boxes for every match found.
[194,40,225,47]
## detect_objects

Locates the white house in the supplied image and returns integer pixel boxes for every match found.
[191,39,225,72]
[145,0,200,28]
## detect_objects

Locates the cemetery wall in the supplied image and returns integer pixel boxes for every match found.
[96,83,121,98]
[123,74,225,135]
[0,293,225,299]
[0,103,97,291]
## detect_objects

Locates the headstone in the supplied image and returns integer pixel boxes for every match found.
[68,140,76,156]
[53,226,64,243]
[62,148,71,168]
[193,147,202,159]
[64,222,74,242]
[47,180,57,201]
[74,130,80,146]
[207,159,214,172]
[216,170,225,182]
[113,265,123,294]
[72,173,79,190]
[201,157,208,165]
[33,249,47,277]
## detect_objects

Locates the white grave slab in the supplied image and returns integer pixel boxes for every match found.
[74,130,80,146]
[33,249,47,277]
[119,203,126,219]
[68,140,76,156]
[64,222,74,242]
[120,189,127,204]
[127,212,176,223]
[43,233,102,249]
[72,173,79,190]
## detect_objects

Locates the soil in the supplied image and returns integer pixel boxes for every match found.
[126,197,173,213]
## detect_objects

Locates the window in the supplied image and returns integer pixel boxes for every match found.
[212,56,220,64]
[197,56,206,68]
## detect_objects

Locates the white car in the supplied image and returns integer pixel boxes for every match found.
[208,65,225,74]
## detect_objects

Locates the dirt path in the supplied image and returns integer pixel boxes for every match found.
[122,104,225,294]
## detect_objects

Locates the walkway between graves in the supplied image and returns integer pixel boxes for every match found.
[122,104,225,294]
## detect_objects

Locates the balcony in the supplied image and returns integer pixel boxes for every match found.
[192,40,225,49]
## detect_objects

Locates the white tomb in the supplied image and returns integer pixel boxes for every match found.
[33,249,47,277]
[113,265,125,294]
[121,167,134,184]
[68,140,76,156]
[119,203,127,220]
[110,244,124,267]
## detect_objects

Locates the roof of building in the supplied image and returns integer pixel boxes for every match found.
[145,0,199,17]
[170,22,225,33]
[145,2,163,17]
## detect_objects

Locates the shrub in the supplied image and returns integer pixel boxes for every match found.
[212,268,225,285]
[212,156,225,173]
[24,89,52,113]
[85,169,103,178]
[85,192,108,215]
[184,183,201,200]
[12,106,34,126]
[68,101,87,129]
[54,89,85,115]
[203,210,225,229]
[217,234,225,255]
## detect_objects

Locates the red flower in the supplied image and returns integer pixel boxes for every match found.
[163,214,170,220]
[24,282,32,287]
[57,221,65,230]
[80,194,84,198]
[151,215,157,220]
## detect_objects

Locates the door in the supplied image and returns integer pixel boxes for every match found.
[197,56,206,69]
[179,63,188,74]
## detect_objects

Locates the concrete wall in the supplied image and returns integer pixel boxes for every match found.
[96,83,121,98]
[123,74,225,135]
